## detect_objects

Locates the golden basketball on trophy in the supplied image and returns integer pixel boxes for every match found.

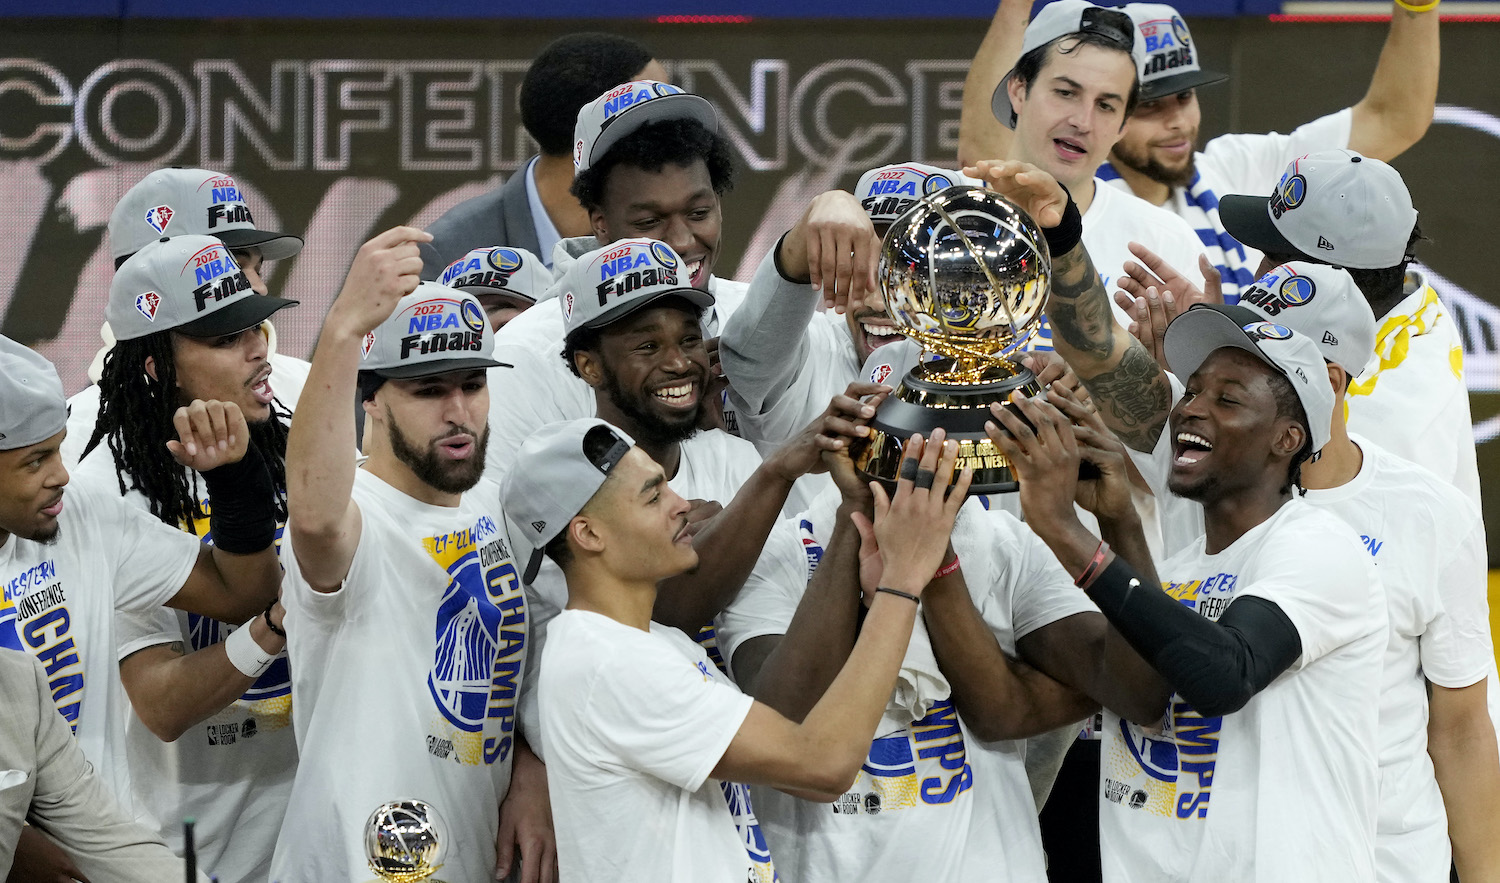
[852,184,1052,494]
[365,799,449,882]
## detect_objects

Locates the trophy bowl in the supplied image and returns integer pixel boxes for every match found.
[365,799,449,882]
[853,185,1051,494]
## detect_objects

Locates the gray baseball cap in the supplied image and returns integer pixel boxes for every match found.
[1121,4,1227,101]
[110,168,303,263]
[0,335,67,451]
[1164,303,1335,455]
[501,418,636,583]
[360,282,509,379]
[558,239,714,340]
[573,80,718,176]
[107,235,298,342]
[855,163,981,228]
[1238,262,1376,375]
[991,0,1145,129]
[438,246,554,305]
[1220,150,1418,270]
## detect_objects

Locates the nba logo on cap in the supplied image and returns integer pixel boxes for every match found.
[144,205,173,233]
[872,363,893,384]
[361,331,375,358]
[563,291,575,319]
[135,291,161,321]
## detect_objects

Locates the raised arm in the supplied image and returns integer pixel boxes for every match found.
[957,0,1032,167]
[164,401,281,622]
[651,382,888,632]
[730,452,871,723]
[712,433,971,800]
[1347,3,1440,162]
[968,159,1174,452]
[286,226,428,592]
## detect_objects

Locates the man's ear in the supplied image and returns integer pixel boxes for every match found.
[1006,74,1030,122]
[143,355,158,382]
[570,514,606,555]
[1272,419,1307,460]
[590,208,609,243]
[574,349,605,390]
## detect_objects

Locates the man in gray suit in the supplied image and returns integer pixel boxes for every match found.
[0,650,207,882]
[421,33,667,275]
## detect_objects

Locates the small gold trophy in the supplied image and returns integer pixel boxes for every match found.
[853,185,1051,494]
[365,799,448,882]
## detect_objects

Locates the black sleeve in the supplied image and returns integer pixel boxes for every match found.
[199,441,278,555]
[1083,556,1303,717]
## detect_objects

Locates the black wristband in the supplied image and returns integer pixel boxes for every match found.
[876,586,921,605]
[771,230,812,285]
[1042,184,1084,257]
[199,441,279,555]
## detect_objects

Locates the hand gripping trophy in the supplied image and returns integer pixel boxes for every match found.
[853,185,1053,494]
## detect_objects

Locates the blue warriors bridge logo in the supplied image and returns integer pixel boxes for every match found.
[460,299,485,334]
[423,516,527,766]
[1245,321,1293,341]
[1103,576,1226,820]
[1269,171,1307,219]
[488,247,522,272]
[835,701,975,819]
[1280,275,1315,306]
[1242,267,1316,317]
[923,173,954,195]
[721,782,779,882]
[649,240,678,270]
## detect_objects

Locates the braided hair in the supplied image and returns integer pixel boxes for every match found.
[84,331,290,531]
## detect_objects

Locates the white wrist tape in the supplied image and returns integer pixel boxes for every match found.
[224,621,277,679]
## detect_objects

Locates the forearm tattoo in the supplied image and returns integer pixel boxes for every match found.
[1048,245,1115,360]
[1084,346,1172,452]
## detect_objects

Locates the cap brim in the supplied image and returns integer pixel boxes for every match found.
[991,73,1019,130]
[1219,194,1319,263]
[577,288,716,333]
[374,356,513,380]
[586,94,719,172]
[176,295,299,338]
[1163,303,1278,381]
[214,228,305,262]
[1139,68,1228,102]
[460,286,538,306]
[521,548,545,585]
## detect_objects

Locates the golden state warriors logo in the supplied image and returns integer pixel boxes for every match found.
[487,247,522,272]
[1245,321,1293,340]
[1269,172,1307,219]
[460,299,485,334]
[1172,16,1190,45]
[1279,275,1315,306]
[650,241,678,269]
[923,174,953,194]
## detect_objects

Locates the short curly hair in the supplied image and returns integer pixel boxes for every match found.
[570,117,736,213]
[520,33,655,157]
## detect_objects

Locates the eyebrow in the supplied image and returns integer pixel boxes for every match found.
[627,190,715,213]
[640,473,665,496]
[1050,74,1124,104]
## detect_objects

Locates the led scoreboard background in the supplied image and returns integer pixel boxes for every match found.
[2,3,1499,555]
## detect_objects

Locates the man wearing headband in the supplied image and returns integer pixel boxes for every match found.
[271,228,541,883]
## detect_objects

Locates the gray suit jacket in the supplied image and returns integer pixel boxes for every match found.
[0,650,207,882]
[420,162,543,279]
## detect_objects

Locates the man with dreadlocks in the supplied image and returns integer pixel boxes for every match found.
[0,312,281,879]
[70,233,299,883]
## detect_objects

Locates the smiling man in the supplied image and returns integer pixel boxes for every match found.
[483,80,749,479]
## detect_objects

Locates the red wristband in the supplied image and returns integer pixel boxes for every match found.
[933,556,961,580]
[1075,540,1110,589]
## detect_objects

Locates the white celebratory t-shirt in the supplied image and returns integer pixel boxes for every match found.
[1099,499,1386,882]
[272,470,527,883]
[717,494,1097,883]
[69,448,296,883]
[0,481,201,820]
[1303,435,1492,883]
[541,610,759,883]
[1099,109,1353,299]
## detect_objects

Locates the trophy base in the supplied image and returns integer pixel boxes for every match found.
[854,359,1042,495]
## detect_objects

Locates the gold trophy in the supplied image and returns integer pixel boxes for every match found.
[853,185,1051,494]
[365,799,449,882]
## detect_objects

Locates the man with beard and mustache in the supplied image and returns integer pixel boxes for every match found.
[68,233,300,883]
[274,231,545,883]
[1095,2,1437,299]
[0,326,282,882]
